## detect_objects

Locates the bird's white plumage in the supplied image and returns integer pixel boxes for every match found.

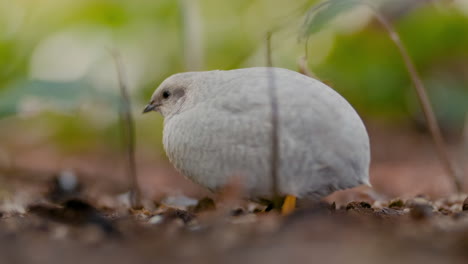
[151,67,370,200]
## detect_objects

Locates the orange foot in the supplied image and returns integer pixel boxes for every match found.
[281,195,296,215]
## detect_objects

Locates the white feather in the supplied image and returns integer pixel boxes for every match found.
[153,67,370,200]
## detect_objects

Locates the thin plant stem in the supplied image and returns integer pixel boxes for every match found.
[302,0,463,192]
[266,32,274,68]
[266,32,281,209]
[110,50,142,208]
[370,6,463,192]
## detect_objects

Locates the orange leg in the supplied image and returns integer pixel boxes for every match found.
[281,195,297,215]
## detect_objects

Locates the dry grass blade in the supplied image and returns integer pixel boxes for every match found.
[110,50,142,209]
[266,32,281,209]
[266,32,273,68]
[370,7,463,192]
[301,0,463,192]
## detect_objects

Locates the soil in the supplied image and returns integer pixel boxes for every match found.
[1,121,468,264]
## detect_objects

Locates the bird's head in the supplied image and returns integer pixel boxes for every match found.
[143,72,199,118]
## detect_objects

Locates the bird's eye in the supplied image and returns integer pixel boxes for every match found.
[162,91,171,99]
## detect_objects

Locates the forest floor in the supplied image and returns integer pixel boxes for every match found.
[1,121,468,264]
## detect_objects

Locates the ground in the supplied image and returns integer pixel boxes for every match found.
[1,121,467,264]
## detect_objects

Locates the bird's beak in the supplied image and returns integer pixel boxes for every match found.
[142,103,159,114]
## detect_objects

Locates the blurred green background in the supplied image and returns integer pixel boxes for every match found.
[0,0,467,156]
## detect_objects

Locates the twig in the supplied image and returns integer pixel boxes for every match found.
[369,6,463,192]
[302,0,463,191]
[266,32,281,209]
[110,50,142,208]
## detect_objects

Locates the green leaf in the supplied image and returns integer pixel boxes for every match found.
[301,0,364,38]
